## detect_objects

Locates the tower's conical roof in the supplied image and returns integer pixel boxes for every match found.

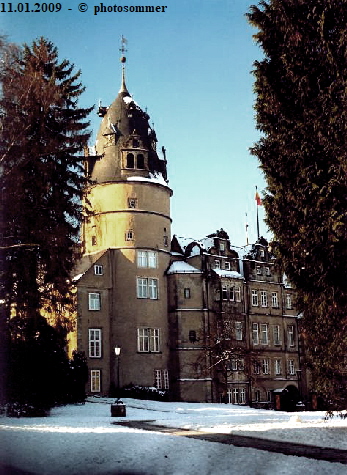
[88,63,167,184]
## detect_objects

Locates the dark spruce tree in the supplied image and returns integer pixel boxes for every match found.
[0,38,92,412]
[247,1,347,409]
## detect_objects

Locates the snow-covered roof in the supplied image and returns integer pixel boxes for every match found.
[127,172,169,187]
[167,261,202,274]
[213,269,243,279]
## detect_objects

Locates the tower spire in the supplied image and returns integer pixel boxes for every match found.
[119,35,129,94]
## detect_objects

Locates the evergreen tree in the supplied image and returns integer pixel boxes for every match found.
[247,1,347,408]
[0,38,92,410]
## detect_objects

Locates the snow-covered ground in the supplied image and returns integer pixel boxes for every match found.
[1,398,346,474]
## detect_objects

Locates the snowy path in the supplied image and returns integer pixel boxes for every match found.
[115,419,347,465]
[1,399,347,475]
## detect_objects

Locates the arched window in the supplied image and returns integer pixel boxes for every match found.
[126,153,134,168]
[137,154,145,169]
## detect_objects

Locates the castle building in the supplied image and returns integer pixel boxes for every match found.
[74,61,304,409]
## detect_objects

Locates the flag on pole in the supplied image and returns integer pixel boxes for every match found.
[255,190,262,206]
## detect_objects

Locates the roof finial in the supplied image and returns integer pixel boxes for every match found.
[119,35,129,94]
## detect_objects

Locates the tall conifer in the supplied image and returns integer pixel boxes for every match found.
[0,38,92,408]
[247,1,347,408]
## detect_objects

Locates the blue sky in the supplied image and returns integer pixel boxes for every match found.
[1,0,270,247]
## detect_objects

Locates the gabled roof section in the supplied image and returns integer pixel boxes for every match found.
[72,250,107,282]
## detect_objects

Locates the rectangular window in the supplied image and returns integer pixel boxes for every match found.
[286,294,292,309]
[88,292,101,311]
[256,265,262,275]
[271,292,278,308]
[287,325,295,347]
[260,291,268,307]
[163,369,169,389]
[260,323,268,345]
[255,389,261,401]
[89,329,102,358]
[154,369,162,389]
[265,267,271,276]
[90,370,101,392]
[251,290,258,306]
[222,286,228,300]
[235,321,243,341]
[262,358,270,374]
[94,265,103,275]
[230,358,238,371]
[137,250,157,268]
[91,236,97,246]
[239,388,246,404]
[148,278,158,299]
[137,328,160,353]
[224,261,231,270]
[136,278,158,299]
[235,286,241,302]
[275,359,282,375]
[184,288,191,299]
[229,287,235,301]
[214,259,221,269]
[253,361,261,374]
[137,278,148,298]
[288,359,295,375]
[273,325,281,345]
[126,229,134,241]
[252,323,259,345]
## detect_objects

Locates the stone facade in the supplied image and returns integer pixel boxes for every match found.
[74,65,304,408]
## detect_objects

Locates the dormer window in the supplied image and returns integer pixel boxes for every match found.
[126,153,135,168]
[133,138,139,148]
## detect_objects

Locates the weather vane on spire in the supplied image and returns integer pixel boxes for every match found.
[120,35,128,63]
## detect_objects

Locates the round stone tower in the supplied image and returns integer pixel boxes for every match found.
[80,57,173,395]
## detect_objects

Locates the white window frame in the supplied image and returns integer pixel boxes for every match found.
[222,286,228,300]
[251,290,258,306]
[265,267,271,276]
[262,358,270,374]
[252,323,259,345]
[137,250,157,268]
[154,369,162,389]
[286,293,292,309]
[148,278,158,299]
[235,286,241,302]
[235,321,243,341]
[89,329,102,358]
[239,388,246,404]
[287,325,295,347]
[136,277,159,300]
[256,265,262,275]
[275,359,282,375]
[271,292,279,308]
[163,369,169,389]
[184,288,191,299]
[260,323,268,345]
[90,370,101,392]
[288,359,295,375]
[214,259,221,269]
[137,278,148,299]
[224,261,231,270]
[88,292,101,311]
[260,291,268,307]
[94,265,103,276]
[273,325,281,345]
[137,328,160,353]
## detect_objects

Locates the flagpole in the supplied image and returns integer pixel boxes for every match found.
[255,186,260,239]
